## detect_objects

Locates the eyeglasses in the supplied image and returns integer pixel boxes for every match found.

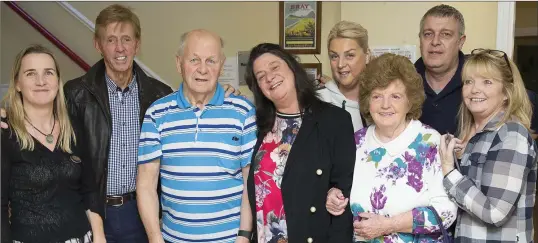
[470,48,513,74]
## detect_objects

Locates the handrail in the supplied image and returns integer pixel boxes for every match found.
[4,1,91,71]
[56,1,171,88]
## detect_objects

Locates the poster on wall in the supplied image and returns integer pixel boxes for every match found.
[218,56,239,89]
[238,51,250,86]
[279,1,322,54]
[371,45,417,63]
[302,63,322,88]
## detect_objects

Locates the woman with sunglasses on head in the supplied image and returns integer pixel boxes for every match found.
[1,45,104,243]
[440,48,537,242]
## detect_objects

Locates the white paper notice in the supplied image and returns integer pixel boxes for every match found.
[371,45,417,63]
[219,56,239,88]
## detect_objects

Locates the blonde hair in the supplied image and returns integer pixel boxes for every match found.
[358,53,425,125]
[327,21,369,53]
[1,44,76,153]
[457,50,532,142]
[95,4,141,40]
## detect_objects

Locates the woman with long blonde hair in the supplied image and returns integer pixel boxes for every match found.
[1,44,104,243]
[440,48,537,242]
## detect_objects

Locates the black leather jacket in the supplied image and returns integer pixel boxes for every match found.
[64,59,173,218]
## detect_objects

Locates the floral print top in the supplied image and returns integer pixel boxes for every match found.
[254,112,302,243]
[350,120,458,243]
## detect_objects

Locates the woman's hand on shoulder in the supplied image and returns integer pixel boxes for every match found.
[1,108,7,129]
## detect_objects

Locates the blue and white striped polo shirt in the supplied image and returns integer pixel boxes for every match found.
[138,83,257,243]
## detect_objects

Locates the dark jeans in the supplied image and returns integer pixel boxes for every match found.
[104,199,148,243]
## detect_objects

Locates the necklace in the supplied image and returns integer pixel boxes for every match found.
[25,116,55,144]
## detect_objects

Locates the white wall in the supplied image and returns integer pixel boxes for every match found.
[2,1,500,95]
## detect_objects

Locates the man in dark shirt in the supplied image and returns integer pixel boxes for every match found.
[414,4,466,135]
[416,4,538,137]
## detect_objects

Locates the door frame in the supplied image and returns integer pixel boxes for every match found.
[496,2,516,58]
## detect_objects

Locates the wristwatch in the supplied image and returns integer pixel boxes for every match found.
[237,230,253,241]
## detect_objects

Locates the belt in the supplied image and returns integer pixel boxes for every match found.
[106,191,136,206]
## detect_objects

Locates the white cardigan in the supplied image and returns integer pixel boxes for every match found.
[350,120,457,242]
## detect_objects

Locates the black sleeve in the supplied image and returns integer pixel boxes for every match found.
[1,131,12,243]
[327,109,356,242]
[76,144,99,215]
[64,86,101,217]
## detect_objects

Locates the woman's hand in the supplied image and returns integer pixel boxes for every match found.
[316,74,332,88]
[439,134,464,176]
[222,84,242,97]
[326,187,348,216]
[354,213,390,239]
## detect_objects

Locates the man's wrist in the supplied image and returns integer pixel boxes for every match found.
[237,230,253,241]
[148,232,163,242]
[236,236,250,243]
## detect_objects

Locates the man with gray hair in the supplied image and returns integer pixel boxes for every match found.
[414,4,467,135]
[136,29,257,243]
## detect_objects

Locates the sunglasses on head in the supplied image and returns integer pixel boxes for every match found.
[470,48,513,74]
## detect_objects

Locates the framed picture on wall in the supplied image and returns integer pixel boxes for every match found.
[302,63,322,87]
[279,1,322,54]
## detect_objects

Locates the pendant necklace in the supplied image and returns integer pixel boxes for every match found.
[25,116,55,144]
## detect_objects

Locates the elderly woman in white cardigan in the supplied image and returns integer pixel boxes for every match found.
[325,53,457,242]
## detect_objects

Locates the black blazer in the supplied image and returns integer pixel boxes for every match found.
[247,102,356,243]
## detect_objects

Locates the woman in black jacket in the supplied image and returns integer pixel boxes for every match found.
[238,43,355,243]
[1,45,104,243]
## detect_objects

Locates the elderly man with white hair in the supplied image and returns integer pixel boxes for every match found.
[136,29,257,243]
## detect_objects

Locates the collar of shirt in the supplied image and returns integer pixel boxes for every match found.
[415,51,465,98]
[480,110,508,133]
[105,71,137,93]
[177,82,225,109]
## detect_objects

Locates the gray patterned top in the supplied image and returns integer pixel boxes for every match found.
[444,112,538,243]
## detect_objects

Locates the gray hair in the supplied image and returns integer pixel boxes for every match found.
[419,4,465,37]
[176,29,225,57]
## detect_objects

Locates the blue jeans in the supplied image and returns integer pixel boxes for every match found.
[104,199,148,243]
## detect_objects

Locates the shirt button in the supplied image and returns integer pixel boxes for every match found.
[433,103,438,107]
[310,206,316,213]
[307,237,313,243]
[316,169,322,176]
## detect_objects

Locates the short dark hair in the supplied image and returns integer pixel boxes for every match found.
[419,4,465,37]
[245,43,322,137]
